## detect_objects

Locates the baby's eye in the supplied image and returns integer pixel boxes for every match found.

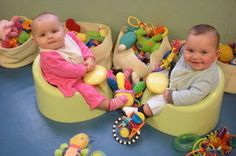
[201,51,208,55]
[187,49,194,53]
[40,33,46,37]
[52,30,58,33]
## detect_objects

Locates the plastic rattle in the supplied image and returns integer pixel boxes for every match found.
[146,72,168,94]
[83,65,107,85]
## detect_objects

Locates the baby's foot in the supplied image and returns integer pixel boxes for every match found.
[122,107,138,116]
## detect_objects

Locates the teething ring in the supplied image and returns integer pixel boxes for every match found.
[127,16,141,28]
[172,133,200,152]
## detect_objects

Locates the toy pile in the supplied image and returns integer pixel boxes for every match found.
[118,16,169,64]
[107,68,146,108]
[218,43,236,66]
[0,16,32,48]
[65,18,108,48]
[173,127,236,156]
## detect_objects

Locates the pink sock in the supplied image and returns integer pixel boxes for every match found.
[123,68,133,80]
[109,95,128,111]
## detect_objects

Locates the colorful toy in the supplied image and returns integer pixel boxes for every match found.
[54,133,90,156]
[173,127,236,156]
[0,16,32,48]
[160,39,181,70]
[112,111,145,145]
[218,44,234,63]
[118,16,168,53]
[54,133,107,156]
[114,72,135,107]
[118,31,137,50]
[107,69,146,107]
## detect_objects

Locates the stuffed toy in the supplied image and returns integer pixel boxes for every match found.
[0,16,32,48]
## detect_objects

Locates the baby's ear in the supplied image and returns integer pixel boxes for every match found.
[215,49,220,60]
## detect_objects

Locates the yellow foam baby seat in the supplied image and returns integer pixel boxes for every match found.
[32,55,112,123]
[142,66,225,136]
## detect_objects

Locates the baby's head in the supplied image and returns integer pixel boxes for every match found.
[31,13,65,50]
[184,24,220,71]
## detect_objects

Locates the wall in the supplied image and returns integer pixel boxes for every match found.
[0,0,235,43]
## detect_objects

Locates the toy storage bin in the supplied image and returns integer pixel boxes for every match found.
[113,26,171,78]
[32,55,112,123]
[76,22,113,69]
[142,66,225,136]
[0,36,38,68]
[217,61,236,94]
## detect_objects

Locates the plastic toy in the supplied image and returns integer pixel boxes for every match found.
[83,65,107,85]
[218,44,234,63]
[112,111,145,145]
[174,127,236,156]
[160,39,181,70]
[146,72,168,94]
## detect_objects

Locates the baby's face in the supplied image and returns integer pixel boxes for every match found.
[32,16,65,50]
[183,33,219,71]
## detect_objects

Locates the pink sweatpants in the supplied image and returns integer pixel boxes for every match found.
[73,81,106,110]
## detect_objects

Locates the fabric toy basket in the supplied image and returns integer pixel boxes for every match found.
[69,22,113,69]
[0,16,38,68]
[113,26,171,78]
[217,61,236,94]
[0,37,38,68]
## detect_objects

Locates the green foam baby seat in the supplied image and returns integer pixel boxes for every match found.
[32,55,112,123]
[142,66,225,136]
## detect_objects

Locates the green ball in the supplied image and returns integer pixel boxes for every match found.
[91,150,106,156]
[54,149,63,156]
[60,143,68,149]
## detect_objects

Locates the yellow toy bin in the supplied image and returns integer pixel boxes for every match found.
[113,26,171,79]
[73,22,113,69]
[32,55,112,123]
[217,61,236,94]
[142,66,225,136]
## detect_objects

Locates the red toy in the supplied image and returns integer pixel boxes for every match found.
[65,18,81,32]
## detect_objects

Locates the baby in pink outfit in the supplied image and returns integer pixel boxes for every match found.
[31,13,128,111]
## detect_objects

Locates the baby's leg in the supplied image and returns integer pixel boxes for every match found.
[73,82,106,110]
[123,94,166,117]
[74,82,128,111]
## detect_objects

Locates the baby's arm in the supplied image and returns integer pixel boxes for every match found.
[40,51,87,79]
[84,56,96,72]
[169,79,215,106]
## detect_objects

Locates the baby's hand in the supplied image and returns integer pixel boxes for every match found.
[84,57,96,72]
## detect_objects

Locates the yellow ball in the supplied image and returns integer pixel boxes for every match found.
[83,65,107,85]
[146,72,168,94]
